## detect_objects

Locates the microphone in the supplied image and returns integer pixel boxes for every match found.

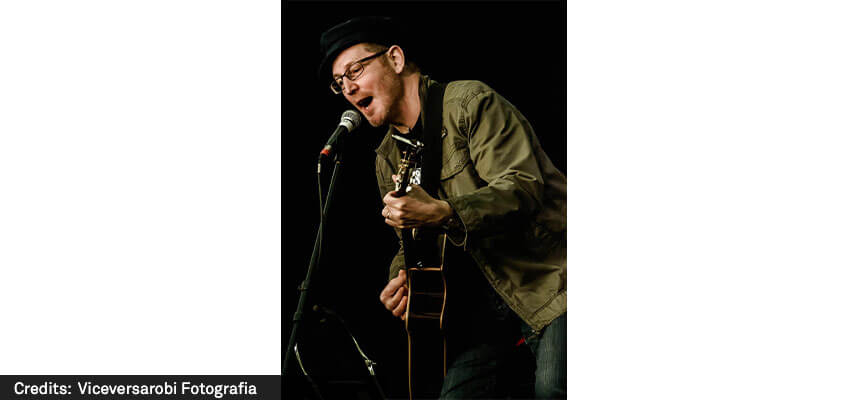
[320,110,362,159]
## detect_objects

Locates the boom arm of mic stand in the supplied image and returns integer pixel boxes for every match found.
[283,151,344,376]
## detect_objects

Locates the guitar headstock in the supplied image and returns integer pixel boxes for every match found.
[391,134,424,196]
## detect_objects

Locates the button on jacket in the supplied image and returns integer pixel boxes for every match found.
[375,76,566,332]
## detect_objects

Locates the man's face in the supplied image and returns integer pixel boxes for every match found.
[331,43,402,127]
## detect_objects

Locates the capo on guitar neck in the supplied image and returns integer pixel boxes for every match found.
[391,134,425,150]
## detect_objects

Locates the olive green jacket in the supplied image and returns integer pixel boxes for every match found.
[375,76,566,332]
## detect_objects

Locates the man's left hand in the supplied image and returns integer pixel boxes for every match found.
[382,184,452,229]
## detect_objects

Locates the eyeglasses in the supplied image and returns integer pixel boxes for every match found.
[330,50,388,94]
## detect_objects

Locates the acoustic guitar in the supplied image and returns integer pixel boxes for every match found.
[391,133,448,399]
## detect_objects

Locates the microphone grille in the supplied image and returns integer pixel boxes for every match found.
[341,110,362,130]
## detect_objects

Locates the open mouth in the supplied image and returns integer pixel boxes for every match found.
[357,96,373,109]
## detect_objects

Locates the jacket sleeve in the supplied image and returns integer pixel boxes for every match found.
[376,156,406,281]
[444,88,547,239]
[388,241,405,281]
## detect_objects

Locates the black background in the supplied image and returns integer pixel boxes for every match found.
[283,2,564,397]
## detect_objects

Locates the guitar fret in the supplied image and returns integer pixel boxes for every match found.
[408,312,441,320]
[411,292,445,297]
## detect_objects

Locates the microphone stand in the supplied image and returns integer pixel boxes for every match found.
[283,143,345,377]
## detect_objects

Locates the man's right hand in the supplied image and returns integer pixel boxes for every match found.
[379,269,408,321]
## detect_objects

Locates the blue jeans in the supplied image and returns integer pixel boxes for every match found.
[520,313,566,399]
[439,313,566,399]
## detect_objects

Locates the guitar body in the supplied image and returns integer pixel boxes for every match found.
[403,228,447,399]
[391,134,448,399]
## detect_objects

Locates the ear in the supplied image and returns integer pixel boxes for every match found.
[386,45,406,73]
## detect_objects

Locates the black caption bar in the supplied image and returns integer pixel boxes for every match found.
[1,376,280,400]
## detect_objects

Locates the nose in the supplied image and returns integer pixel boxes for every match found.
[342,77,358,95]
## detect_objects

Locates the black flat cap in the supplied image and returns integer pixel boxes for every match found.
[318,16,405,80]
